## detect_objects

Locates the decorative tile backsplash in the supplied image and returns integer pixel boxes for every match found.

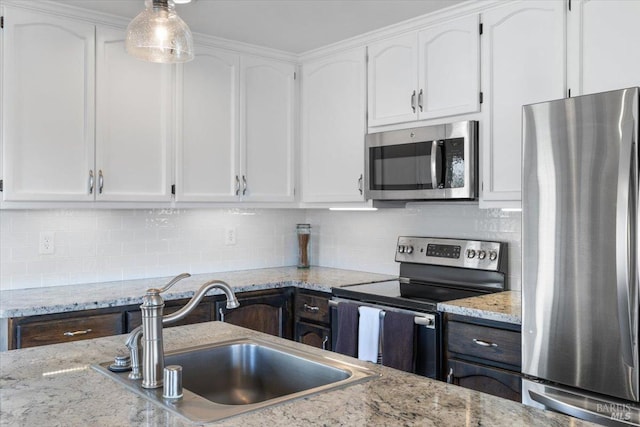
[0,204,521,291]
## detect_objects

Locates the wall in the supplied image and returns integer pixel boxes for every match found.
[0,209,304,291]
[0,205,521,291]
[305,204,522,290]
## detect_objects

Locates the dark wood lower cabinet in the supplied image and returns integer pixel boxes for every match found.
[446,358,521,401]
[215,288,293,339]
[9,309,125,349]
[295,321,331,350]
[444,313,522,402]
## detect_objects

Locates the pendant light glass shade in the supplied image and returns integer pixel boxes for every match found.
[126,0,194,63]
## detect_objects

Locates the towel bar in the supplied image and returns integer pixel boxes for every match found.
[329,298,435,328]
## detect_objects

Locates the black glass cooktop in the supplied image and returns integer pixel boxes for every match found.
[332,280,491,312]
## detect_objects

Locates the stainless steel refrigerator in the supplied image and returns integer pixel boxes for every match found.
[522,87,640,426]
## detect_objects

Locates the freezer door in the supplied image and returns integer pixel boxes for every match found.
[522,87,639,402]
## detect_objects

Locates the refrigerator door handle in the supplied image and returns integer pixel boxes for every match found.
[615,116,638,370]
[528,389,634,427]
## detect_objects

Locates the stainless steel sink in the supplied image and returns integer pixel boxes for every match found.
[93,337,378,423]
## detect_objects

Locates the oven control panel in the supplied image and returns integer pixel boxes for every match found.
[395,236,505,272]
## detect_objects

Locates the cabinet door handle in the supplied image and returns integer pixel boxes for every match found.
[235,175,240,196]
[322,336,329,350]
[411,90,416,113]
[88,170,94,194]
[98,170,104,194]
[358,174,363,195]
[418,89,424,112]
[242,175,247,196]
[219,307,225,322]
[446,367,454,384]
[303,303,320,312]
[63,329,93,337]
[473,338,498,347]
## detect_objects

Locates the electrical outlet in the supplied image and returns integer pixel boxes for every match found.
[39,232,55,254]
[224,227,237,246]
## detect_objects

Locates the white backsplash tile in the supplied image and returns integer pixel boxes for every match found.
[0,204,522,291]
[305,203,522,290]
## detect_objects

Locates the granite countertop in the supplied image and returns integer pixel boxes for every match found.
[437,291,522,325]
[0,321,595,426]
[0,267,396,319]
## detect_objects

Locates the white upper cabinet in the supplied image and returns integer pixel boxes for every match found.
[367,15,480,127]
[417,14,480,120]
[176,45,240,202]
[2,7,95,201]
[96,27,173,202]
[240,56,296,202]
[368,33,418,127]
[479,1,565,208]
[568,0,640,96]
[301,48,367,203]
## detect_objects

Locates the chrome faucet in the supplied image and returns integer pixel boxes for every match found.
[125,273,240,389]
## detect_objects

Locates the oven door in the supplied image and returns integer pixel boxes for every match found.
[330,298,442,380]
[364,120,477,201]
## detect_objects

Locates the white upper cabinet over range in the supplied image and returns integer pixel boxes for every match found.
[96,27,174,202]
[367,14,480,128]
[301,47,367,203]
[2,8,95,201]
[176,45,240,202]
[479,0,565,208]
[568,0,640,96]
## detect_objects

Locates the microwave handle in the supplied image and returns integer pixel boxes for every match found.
[430,141,441,189]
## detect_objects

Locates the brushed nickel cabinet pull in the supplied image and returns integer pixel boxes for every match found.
[219,307,225,322]
[88,170,94,194]
[411,90,416,113]
[473,338,498,347]
[303,303,320,312]
[235,175,240,196]
[98,170,104,194]
[64,329,93,337]
[322,336,329,350]
[358,174,363,195]
[446,367,454,383]
[242,175,247,196]
[418,89,424,112]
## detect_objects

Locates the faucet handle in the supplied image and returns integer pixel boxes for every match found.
[156,273,191,294]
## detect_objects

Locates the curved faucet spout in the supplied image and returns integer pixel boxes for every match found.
[163,280,239,325]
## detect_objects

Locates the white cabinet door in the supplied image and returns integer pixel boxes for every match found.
[240,56,295,202]
[568,0,640,96]
[301,48,367,203]
[367,33,418,127]
[176,45,240,202]
[2,8,95,201]
[96,27,173,202]
[480,1,565,207]
[417,14,480,120]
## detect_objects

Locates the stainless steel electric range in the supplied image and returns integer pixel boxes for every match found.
[331,236,508,380]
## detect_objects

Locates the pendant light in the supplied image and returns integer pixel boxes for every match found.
[126,0,194,63]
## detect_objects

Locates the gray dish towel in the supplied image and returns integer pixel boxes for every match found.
[334,301,359,357]
[382,310,414,372]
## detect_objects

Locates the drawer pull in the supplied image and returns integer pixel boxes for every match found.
[322,336,329,350]
[63,329,93,337]
[473,338,498,348]
[303,304,320,312]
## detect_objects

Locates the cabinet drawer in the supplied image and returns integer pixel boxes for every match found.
[295,292,330,323]
[14,312,124,349]
[447,321,521,367]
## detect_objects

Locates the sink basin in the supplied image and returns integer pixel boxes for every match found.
[93,337,378,423]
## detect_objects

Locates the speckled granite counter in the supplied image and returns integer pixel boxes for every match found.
[0,267,396,318]
[437,291,522,325]
[0,321,595,426]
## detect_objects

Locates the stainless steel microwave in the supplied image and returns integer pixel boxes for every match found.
[364,121,478,201]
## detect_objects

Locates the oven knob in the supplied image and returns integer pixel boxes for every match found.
[405,246,414,254]
[478,250,486,260]
[398,245,405,253]
[489,251,498,261]
[466,249,476,259]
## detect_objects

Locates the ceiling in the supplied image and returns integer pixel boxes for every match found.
[48,0,467,53]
